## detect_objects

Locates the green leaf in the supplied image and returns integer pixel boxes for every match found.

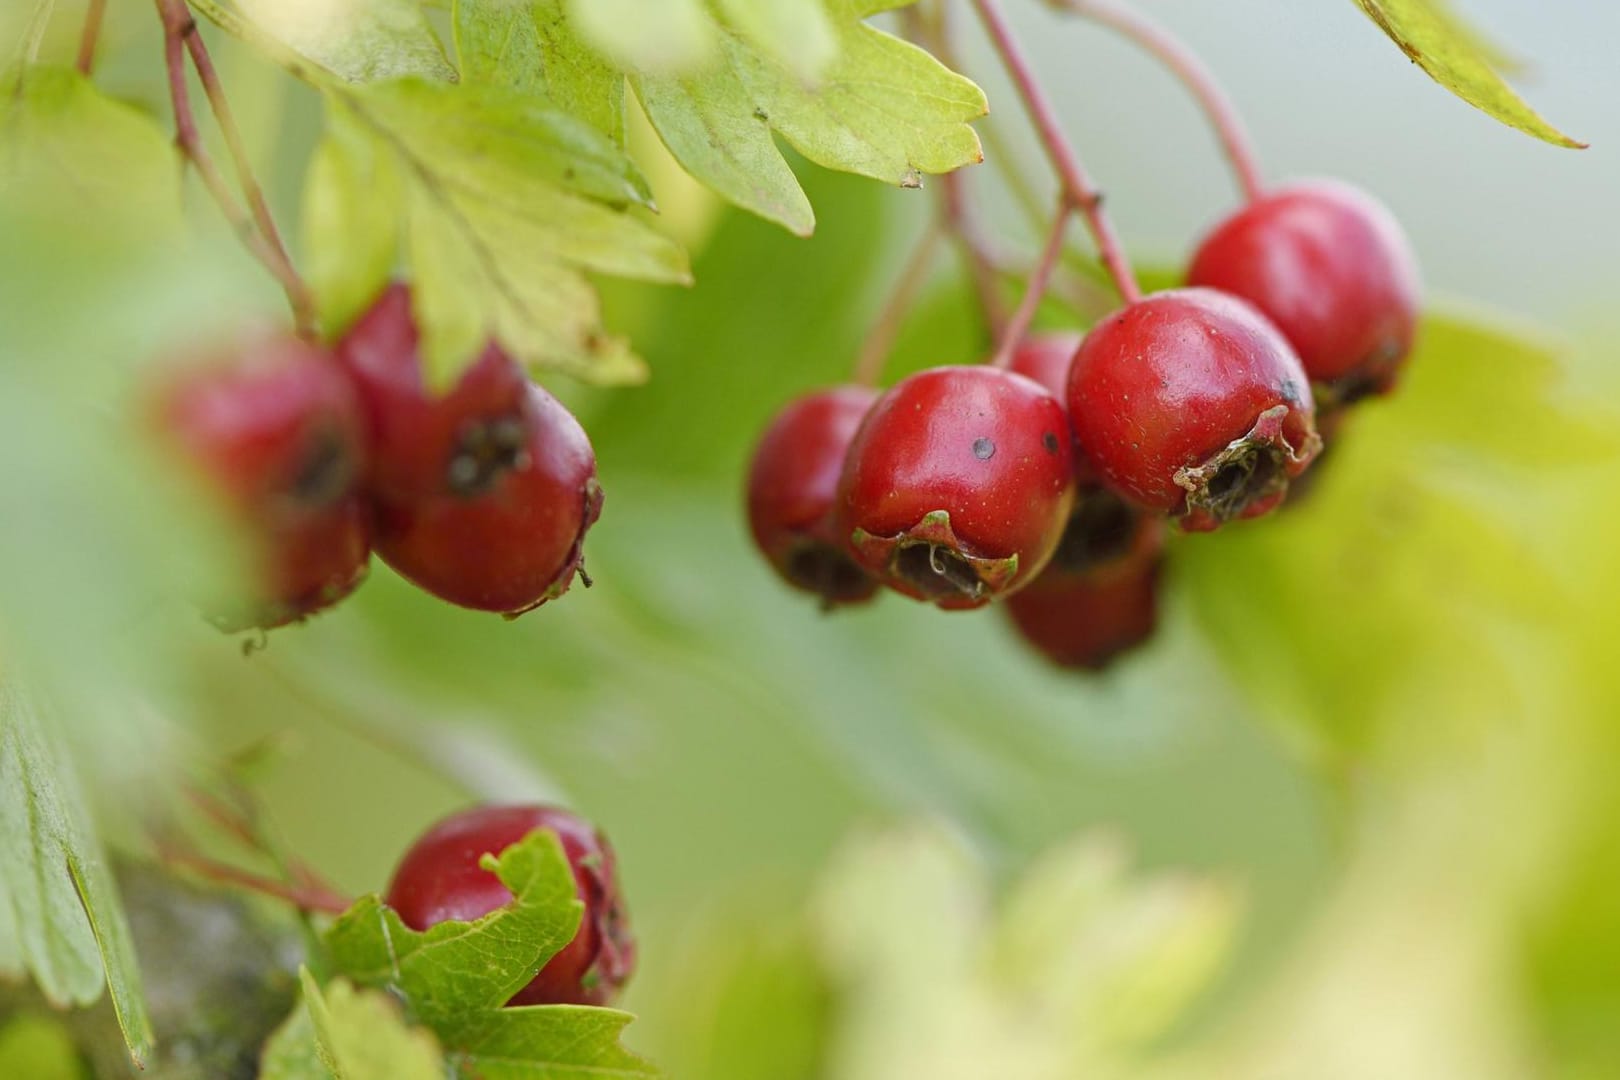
[0,66,181,239]
[301,109,403,337]
[446,1007,660,1079]
[260,1002,335,1080]
[305,79,687,385]
[323,830,582,1030]
[0,679,153,1068]
[1352,0,1585,148]
[233,0,456,82]
[634,0,985,233]
[564,0,716,74]
[634,71,816,236]
[319,831,659,1077]
[454,0,628,145]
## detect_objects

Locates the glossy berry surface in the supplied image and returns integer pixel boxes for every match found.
[337,283,532,503]
[150,332,370,630]
[836,366,1074,609]
[746,385,881,607]
[374,384,602,614]
[1067,288,1320,532]
[1004,549,1162,671]
[1187,180,1420,402]
[385,804,634,1007]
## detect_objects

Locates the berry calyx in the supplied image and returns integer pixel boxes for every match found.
[373,384,603,615]
[1045,485,1164,582]
[336,283,532,503]
[1004,546,1162,671]
[1067,288,1320,532]
[148,331,370,630]
[836,366,1074,609]
[385,804,634,1007]
[746,386,881,607]
[1187,180,1420,405]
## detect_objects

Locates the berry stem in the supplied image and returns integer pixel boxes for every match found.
[182,784,349,903]
[852,223,942,387]
[156,845,353,916]
[990,199,1072,369]
[75,0,105,75]
[967,0,1142,304]
[154,0,316,336]
[1046,0,1264,202]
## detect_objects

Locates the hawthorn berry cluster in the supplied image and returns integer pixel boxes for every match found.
[747,180,1418,671]
[147,284,603,633]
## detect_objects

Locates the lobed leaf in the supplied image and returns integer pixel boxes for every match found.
[1353,0,1585,148]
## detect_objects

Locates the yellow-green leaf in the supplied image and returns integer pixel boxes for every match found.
[1353,0,1585,148]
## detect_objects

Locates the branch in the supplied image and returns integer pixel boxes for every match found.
[75,0,105,75]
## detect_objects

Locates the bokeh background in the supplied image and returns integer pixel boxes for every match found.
[2,2,1618,1077]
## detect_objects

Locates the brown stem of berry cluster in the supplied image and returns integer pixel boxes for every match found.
[76,0,106,74]
[1046,0,1265,202]
[154,0,316,336]
[968,0,1142,304]
[182,784,348,903]
[990,199,1072,369]
[851,224,943,387]
[157,845,353,916]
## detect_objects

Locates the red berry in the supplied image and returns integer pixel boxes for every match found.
[1187,180,1420,403]
[336,284,532,503]
[149,332,370,630]
[1006,331,1082,401]
[385,804,634,1007]
[373,385,602,614]
[836,366,1074,609]
[1067,288,1320,532]
[1004,548,1162,671]
[746,386,881,607]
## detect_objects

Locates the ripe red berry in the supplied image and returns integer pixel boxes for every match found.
[1187,180,1420,403]
[373,385,603,614]
[746,386,881,607]
[385,804,634,1007]
[836,366,1074,609]
[1067,288,1320,532]
[1004,549,1162,672]
[149,332,370,630]
[336,283,532,503]
[1006,331,1082,402]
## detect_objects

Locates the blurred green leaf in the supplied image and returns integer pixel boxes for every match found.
[811,826,1235,1079]
[302,108,403,337]
[233,0,456,83]
[454,0,628,145]
[260,1002,335,1080]
[0,66,181,240]
[714,0,839,84]
[0,1013,87,1080]
[1352,0,1584,148]
[304,970,443,1080]
[565,0,715,74]
[0,680,152,1067]
[1180,307,1610,762]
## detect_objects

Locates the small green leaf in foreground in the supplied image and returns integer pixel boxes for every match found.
[1353,0,1585,148]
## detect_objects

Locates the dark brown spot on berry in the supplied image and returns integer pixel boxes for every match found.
[288,428,355,509]
[448,409,531,497]
[1042,432,1060,454]
[972,437,995,461]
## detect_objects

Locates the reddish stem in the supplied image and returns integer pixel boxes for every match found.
[968,0,1141,304]
[159,847,354,916]
[76,0,105,75]
[179,10,316,334]
[852,224,942,387]
[1050,0,1264,202]
[181,784,347,900]
[990,200,1072,369]
[154,0,315,334]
